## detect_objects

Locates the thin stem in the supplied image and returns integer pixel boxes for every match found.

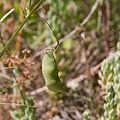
[39,14,59,49]
[0,0,45,57]
[0,8,15,23]
[0,8,15,47]
[0,102,37,108]
[81,0,100,26]
[12,69,26,105]
[30,28,78,61]
[0,78,31,93]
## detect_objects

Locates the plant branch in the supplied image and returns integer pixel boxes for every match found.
[31,0,100,60]
[81,0,100,26]
[0,0,46,57]
[0,102,38,108]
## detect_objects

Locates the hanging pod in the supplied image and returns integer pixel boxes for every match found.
[42,51,67,93]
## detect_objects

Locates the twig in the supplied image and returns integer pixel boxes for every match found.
[30,28,78,61]
[81,0,100,26]
[31,0,100,60]
[90,61,102,76]
[0,8,15,23]
[30,86,47,96]
[29,74,88,96]
[38,13,59,48]
[0,102,37,108]
[0,79,33,94]
[0,9,15,48]
[12,69,27,105]
[0,0,99,58]
[67,74,88,88]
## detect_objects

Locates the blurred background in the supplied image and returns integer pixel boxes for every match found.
[0,0,120,119]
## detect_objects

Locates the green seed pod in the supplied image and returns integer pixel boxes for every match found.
[42,51,67,93]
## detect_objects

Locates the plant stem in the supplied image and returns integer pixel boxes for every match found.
[0,0,45,57]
